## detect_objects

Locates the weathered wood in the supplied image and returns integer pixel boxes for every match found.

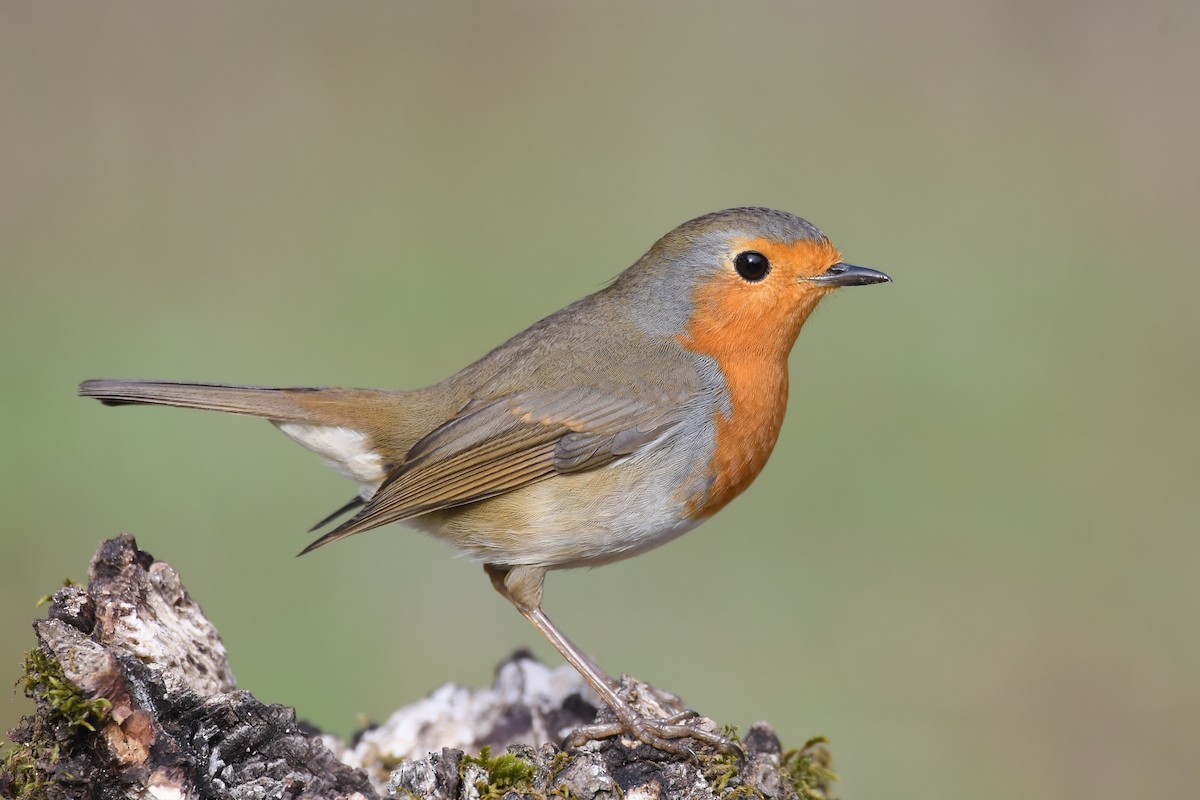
[1,536,834,799]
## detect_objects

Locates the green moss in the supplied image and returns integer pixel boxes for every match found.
[544,749,575,798]
[0,647,111,799]
[461,745,537,800]
[700,727,838,800]
[20,648,111,732]
[781,737,838,800]
[1,743,43,800]
[704,725,746,795]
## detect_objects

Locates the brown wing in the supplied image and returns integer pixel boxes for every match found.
[299,387,683,553]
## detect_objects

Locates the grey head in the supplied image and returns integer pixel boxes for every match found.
[609,207,833,336]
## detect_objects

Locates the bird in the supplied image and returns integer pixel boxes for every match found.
[79,207,890,756]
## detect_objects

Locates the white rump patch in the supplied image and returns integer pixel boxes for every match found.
[277,423,385,486]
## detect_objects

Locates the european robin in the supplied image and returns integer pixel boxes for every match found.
[80,207,890,755]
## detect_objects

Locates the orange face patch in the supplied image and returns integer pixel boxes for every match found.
[678,236,842,518]
[732,237,844,283]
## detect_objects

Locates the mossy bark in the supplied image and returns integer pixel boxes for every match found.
[1,536,834,800]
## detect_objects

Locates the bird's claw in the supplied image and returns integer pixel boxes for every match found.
[568,710,743,762]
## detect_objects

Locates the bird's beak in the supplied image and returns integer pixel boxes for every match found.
[804,262,892,287]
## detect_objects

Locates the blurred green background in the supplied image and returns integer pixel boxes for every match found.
[3,2,1197,798]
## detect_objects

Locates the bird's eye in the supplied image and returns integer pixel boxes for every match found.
[734,251,770,282]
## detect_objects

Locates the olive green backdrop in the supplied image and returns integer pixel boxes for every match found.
[3,3,1197,799]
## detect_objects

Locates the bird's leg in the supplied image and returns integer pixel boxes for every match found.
[484,564,740,759]
[484,563,615,689]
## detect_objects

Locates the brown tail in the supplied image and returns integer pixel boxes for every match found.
[78,379,329,423]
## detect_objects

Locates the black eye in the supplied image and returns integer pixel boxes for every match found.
[734,250,770,282]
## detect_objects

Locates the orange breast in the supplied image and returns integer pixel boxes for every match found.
[687,351,790,519]
[677,238,836,518]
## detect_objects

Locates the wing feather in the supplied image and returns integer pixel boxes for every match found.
[300,389,684,553]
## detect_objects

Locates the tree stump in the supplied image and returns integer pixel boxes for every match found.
[1,535,835,799]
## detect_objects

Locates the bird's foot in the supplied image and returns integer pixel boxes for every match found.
[568,711,742,760]
[568,678,743,761]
